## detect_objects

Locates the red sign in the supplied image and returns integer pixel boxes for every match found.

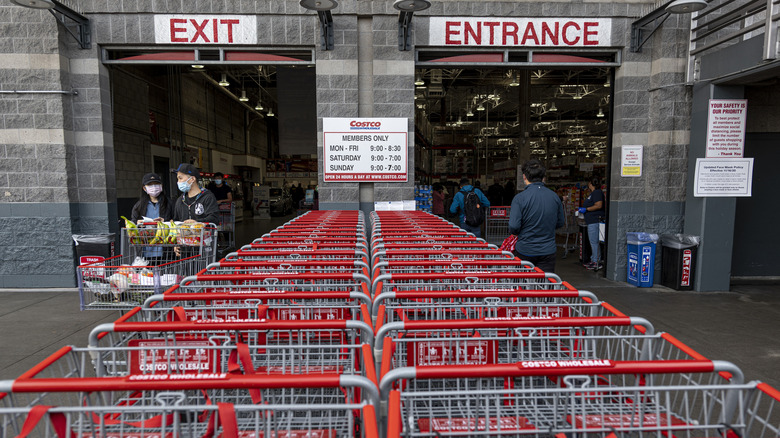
[411,340,496,366]
[681,249,692,286]
[128,339,213,374]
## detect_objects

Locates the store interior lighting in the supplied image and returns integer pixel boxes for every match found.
[267,108,275,117]
[239,90,249,102]
[218,74,230,87]
[255,102,264,111]
[476,103,485,111]
[466,108,474,117]
[414,75,425,86]
[597,108,605,117]
[191,64,204,69]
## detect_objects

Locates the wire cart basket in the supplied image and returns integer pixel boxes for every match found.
[218,202,236,253]
[485,206,511,246]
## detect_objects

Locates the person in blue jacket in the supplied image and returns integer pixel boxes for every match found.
[449,177,490,237]
[508,160,565,273]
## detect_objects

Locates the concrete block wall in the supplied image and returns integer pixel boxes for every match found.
[112,68,151,200]
[605,11,693,282]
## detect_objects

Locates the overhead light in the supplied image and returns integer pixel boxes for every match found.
[218,74,230,87]
[666,0,707,13]
[572,91,582,100]
[604,77,611,88]
[509,73,520,87]
[255,102,264,111]
[393,0,431,12]
[586,153,591,158]
[300,0,338,11]
[239,90,249,102]
[267,108,275,117]
[10,0,55,8]
[549,102,558,112]
[466,108,474,117]
[191,64,205,69]
[552,153,558,158]
[476,103,485,111]
[561,151,566,156]
[597,108,605,118]
[414,75,425,86]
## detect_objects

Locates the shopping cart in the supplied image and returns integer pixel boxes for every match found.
[380,359,766,438]
[87,318,375,377]
[371,259,536,279]
[371,288,616,328]
[371,249,516,267]
[217,202,235,253]
[374,316,722,380]
[0,371,379,437]
[224,248,370,264]
[77,254,204,310]
[557,199,580,258]
[371,271,566,297]
[485,206,511,246]
[204,259,370,278]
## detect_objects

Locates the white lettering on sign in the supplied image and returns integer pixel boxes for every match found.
[681,249,692,287]
[706,99,747,158]
[430,17,611,47]
[519,359,612,368]
[323,118,408,182]
[154,15,257,44]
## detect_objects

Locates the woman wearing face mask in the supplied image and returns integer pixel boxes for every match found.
[130,173,174,225]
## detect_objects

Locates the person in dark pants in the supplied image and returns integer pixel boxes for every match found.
[508,160,565,273]
[579,177,606,270]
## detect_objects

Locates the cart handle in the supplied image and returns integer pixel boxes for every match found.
[370,289,596,317]
[143,291,370,308]
[371,272,561,297]
[182,272,370,285]
[89,319,374,348]
[0,374,380,407]
[375,316,654,347]
[379,360,744,400]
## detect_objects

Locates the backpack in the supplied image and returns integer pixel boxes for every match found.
[463,189,484,226]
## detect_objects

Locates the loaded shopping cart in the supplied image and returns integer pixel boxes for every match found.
[77,254,204,310]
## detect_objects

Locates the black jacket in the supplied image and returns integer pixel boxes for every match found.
[172,189,220,224]
[130,197,174,223]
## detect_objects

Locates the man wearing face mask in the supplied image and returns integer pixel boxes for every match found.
[171,163,220,225]
[206,172,233,205]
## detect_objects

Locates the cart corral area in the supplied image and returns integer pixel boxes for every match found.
[0,211,778,438]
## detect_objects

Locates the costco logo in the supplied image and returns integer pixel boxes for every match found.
[350,120,382,130]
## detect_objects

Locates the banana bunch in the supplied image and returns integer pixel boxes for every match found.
[148,221,169,244]
[121,216,141,244]
[166,221,179,244]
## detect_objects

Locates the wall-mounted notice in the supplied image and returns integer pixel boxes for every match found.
[621,145,643,177]
[323,118,408,182]
[694,158,754,197]
[706,99,747,158]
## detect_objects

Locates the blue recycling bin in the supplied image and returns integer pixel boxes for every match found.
[626,232,660,287]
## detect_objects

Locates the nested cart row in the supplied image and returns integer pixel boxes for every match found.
[6,210,777,437]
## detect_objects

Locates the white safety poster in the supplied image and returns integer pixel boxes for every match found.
[693,158,754,197]
[706,99,747,158]
[621,145,643,177]
[323,118,408,182]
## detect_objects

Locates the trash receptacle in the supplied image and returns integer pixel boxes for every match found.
[661,234,701,290]
[72,234,116,266]
[626,232,659,287]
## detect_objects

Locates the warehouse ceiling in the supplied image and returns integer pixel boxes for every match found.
[415,67,612,159]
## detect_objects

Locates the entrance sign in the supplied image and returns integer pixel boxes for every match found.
[706,99,747,158]
[155,15,257,44]
[323,118,408,182]
[430,17,612,47]
[694,158,754,197]
[620,145,643,177]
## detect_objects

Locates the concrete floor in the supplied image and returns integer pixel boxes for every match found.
[1,211,778,391]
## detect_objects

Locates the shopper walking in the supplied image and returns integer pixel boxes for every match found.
[508,160,565,273]
[579,177,606,270]
[449,177,490,238]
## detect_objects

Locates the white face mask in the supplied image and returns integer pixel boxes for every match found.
[145,184,163,197]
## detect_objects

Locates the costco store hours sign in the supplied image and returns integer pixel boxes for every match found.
[323,118,408,182]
